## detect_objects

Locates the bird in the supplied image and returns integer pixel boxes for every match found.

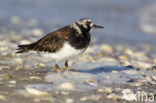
[16,18,104,75]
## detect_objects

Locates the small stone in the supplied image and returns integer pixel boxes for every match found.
[34,98,40,102]
[0,66,10,69]
[118,55,128,61]
[59,82,76,90]
[100,44,113,54]
[112,70,118,73]
[65,98,74,103]
[14,58,23,64]
[85,79,98,87]
[9,80,16,84]
[0,67,2,71]
[29,76,41,80]
[97,52,104,57]
[80,97,88,101]
[151,75,156,81]
[97,88,105,92]
[145,76,152,81]
[153,58,156,63]
[123,70,138,75]
[9,85,16,87]
[60,91,70,95]
[106,93,120,100]
[106,76,110,79]
[80,95,101,101]
[0,95,6,101]
[120,61,131,66]
[124,49,133,56]
[134,82,142,86]
[104,87,112,93]
[0,46,8,51]
[32,28,43,36]
[26,87,51,96]
[34,63,45,67]
[97,87,112,93]
[0,74,12,80]
[132,61,153,70]
[20,40,31,44]
[134,52,149,61]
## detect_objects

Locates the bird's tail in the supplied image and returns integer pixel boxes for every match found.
[16,43,36,53]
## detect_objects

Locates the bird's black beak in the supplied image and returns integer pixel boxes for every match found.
[92,24,104,29]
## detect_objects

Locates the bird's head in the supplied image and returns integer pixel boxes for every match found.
[75,18,103,32]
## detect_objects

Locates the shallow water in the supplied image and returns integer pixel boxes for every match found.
[0,0,156,46]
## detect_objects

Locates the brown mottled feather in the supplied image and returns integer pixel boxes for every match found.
[16,27,70,53]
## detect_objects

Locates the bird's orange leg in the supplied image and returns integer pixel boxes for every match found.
[65,61,68,73]
[55,64,61,75]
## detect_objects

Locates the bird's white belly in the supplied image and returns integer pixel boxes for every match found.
[41,42,86,61]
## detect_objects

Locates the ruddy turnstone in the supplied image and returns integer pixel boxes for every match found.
[16,18,103,75]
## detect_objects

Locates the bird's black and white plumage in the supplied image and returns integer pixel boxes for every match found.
[16,18,103,75]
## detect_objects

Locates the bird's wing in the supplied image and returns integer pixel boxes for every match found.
[32,30,69,53]
[16,30,69,53]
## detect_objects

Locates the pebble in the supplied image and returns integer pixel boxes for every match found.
[34,63,45,67]
[112,70,118,73]
[151,75,156,81]
[60,91,70,95]
[9,80,16,84]
[65,98,74,103]
[29,76,41,80]
[97,52,104,57]
[120,61,131,66]
[139,75,156,84]
[85,79,98,87]
[0,74,12,80]
[20,40,31,44]
[132,61,153,70]
[25,87,51,96]
[0,95,6,101]
[124,49,133,56]
[0,46,8,51]
[133,82,142,86]
[32,28,43,36]
[97,87,112,93]
[14,58,23,64]
[100,44,113,54]
[0,66,10,69]
[123,70,138,75]
[104,87,112,93]
[153,58,156,63]
[118,55,128,61]
[80,95,101,101]
[59,82,76,90]
[0,67,2,71]
[106,93,120,100]
[97,88,105,92]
